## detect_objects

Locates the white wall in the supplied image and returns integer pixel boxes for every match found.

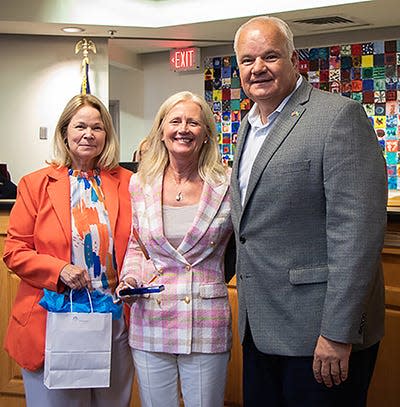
[109,64,144,162]
[0,34,108,183]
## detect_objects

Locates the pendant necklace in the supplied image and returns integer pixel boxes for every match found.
[174,179,187,202]
[176,191,183,202]
[170,171,194,202]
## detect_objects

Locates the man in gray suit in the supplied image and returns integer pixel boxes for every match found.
[231,16,387,406]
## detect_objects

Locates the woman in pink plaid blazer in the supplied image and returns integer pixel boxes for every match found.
[118,91,233,407]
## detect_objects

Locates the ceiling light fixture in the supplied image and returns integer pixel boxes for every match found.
[62,27,85,33]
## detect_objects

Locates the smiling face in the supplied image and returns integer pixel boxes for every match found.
[66,105,106,170]
[236,20,299,117]
[161,101,207,162]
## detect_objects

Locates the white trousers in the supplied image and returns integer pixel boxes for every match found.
[132,349,230,407]
[22,318,134,407]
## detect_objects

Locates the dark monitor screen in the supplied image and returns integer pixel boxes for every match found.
[119,162,139,173]
[0,163,9,179]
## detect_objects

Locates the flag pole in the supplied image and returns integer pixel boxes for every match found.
[75,39,97,95]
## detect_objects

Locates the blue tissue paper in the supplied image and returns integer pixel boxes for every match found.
[39,288,122,320]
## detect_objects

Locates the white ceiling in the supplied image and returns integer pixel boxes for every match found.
[0,0,399,55]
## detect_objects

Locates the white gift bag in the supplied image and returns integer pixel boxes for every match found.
[44,289,112,389]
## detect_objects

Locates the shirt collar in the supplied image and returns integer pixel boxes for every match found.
[247,74,303,129]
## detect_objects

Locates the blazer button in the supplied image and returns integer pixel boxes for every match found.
[239,236,246,243]
[185,265,191,271]
[184,296,191,304]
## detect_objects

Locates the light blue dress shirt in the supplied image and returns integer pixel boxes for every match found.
[238,75,303,205]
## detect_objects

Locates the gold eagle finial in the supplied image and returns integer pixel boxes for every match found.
[75,38,97,60]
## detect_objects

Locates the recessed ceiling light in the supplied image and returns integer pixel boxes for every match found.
[61,27,85,33]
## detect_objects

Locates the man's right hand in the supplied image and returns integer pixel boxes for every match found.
[313,335,352,387]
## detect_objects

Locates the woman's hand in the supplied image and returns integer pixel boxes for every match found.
[115,277,139,305]
[59,264,93,290]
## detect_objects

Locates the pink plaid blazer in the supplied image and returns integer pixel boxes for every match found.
[121,171,233,354]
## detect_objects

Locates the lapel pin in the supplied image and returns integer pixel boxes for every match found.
[291,111,300,117]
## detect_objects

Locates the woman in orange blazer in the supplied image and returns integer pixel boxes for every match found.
[3,94,134,407]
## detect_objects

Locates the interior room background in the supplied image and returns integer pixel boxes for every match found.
[2,26,400,191]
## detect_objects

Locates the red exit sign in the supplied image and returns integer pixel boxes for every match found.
[170,47,200,72]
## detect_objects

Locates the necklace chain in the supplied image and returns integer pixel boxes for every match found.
[173,178,189,202]
[169,169,196,202]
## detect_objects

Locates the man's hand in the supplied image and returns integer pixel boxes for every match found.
[313,335,352,387]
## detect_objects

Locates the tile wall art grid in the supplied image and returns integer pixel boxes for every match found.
[204,39,400,192]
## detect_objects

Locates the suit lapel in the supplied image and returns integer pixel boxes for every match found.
[179,179,229,257]
[47,166,72,245]
[47,167,121,251]
[242,81,312,210]
[144,175,181,261]
[231,119,250,221]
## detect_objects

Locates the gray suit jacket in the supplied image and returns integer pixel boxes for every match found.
[231,79,387,356]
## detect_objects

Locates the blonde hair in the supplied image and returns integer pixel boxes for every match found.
[234,16,295,56]
[138,91,227,186]
[133,137,149,162]
[50,94,120,170]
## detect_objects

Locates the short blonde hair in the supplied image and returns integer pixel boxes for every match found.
[51,94,120,170]
[234,16,295,56]
[138,91,227,186]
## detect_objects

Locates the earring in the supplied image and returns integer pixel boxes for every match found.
[204,139,208,144]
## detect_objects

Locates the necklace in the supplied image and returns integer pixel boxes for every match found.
[176,191,183,202]
[169,169,197,202]
[173,178,188,202]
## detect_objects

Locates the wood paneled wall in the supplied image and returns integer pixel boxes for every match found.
[0,209,25,406]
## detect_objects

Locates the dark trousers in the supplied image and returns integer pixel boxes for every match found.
[243,326,379,407]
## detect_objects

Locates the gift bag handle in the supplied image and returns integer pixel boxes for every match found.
[69,288,94,313]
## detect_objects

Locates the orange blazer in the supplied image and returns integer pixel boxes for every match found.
[2,165,132,371]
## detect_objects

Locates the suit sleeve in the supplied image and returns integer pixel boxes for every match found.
[3,176,68,291]
[119,177,146,284]
[320,100,387,344]
[224,233,236,283]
